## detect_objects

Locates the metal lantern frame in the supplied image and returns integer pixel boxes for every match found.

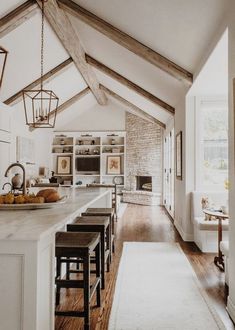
[23,89,59,128]
[0,46,8,89]
[22,0,59,128]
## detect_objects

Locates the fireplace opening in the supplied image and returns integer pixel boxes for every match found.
[136,176,152,191]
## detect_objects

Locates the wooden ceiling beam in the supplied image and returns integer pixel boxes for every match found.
[86,54,174,115]
[36,0,107,105]
[59,0,193,84]
[4,57,73,106]
[100,85,166,129]
[0,0,38,38]
[30,86,91,131]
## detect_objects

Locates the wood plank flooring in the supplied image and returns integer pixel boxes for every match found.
[55,204,235,330]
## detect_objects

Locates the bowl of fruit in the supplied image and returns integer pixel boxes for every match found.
[0,189,67,210]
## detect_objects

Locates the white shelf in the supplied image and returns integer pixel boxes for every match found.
[76,155,100,157]
[102,144,124,147]
[102,153,124,155]
[54,174,73,177]
[103,174,124,176]
[52,144,73,147]
[75,174,100,176]
[76,144,101,147]
[52,153,73,155]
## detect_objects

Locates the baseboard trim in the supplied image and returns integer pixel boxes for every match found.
[227,296,235,323]
[163,206,174,223]
[174,220,194,242]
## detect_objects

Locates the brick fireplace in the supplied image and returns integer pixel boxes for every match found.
[123,113,163,206]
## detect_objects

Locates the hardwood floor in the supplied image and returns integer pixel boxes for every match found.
[55,204,235,330]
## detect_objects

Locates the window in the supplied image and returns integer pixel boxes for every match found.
[196,98,228,190]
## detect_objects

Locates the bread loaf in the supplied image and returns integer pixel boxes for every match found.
[30,196,45,204]
[36,189,60,203]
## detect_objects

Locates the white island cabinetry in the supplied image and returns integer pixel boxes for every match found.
[0,187,111,330]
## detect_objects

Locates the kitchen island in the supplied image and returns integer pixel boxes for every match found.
[0,187,111,330]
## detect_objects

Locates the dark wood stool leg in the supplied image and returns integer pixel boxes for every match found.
[108,216,113,263]
[112,215,115,254]
[225,283,229,299]
[66,257,70,280]
[100,228,105,289]
[96,241,101,307]
[84,253,90,330]
[106,225,111,272]
[56,256,61,306]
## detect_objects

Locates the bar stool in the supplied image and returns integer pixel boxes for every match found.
[55,231,101,330]
[82,208,115,258]
[67,216,111,289]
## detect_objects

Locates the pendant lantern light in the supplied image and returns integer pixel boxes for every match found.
[0,46,8,89]
[23,0,59,128]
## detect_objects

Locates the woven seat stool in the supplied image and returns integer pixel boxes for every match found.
[67,216,111,289]
[82,208,115,259]
[55,231,101,330]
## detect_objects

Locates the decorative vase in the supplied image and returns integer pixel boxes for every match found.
[11,173,23,189]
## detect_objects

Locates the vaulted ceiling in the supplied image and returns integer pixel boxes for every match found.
[0,0,230,129]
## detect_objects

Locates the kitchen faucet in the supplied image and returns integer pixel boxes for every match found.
[4,162,26,195]
[2,182,12,193]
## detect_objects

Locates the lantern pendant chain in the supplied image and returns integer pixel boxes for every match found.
[40,0,45,91]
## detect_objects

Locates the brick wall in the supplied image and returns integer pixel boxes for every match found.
[126,113,163,194]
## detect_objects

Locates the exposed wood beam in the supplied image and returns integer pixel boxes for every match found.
[30,86,91,131]
[0,0,38,38]
[100,85,165,129]
[59,0,193,84]
[86,54,175,115]
[36,0,107,105]
[4,57,73,106]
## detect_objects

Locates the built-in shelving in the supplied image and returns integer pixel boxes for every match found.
[51,131,126,187]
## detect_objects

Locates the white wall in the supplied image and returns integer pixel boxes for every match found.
[173,27,228,242]
[227,1,235,322]
[0,100,52,182]
[57,100,126,131]
[11,102,50,164]
[174,96,190,239]
[0,94,126,185]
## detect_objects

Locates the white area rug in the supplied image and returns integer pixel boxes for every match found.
[109,242,225,330]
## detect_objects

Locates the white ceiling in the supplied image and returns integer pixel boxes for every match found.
[0,0,230,128]
[68,15,186,106]
[0,0,26,18]
[72,0,229,72]
[0,9,71,101]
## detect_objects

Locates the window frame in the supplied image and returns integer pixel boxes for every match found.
[195,96,228,191]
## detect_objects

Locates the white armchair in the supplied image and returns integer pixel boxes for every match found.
[191,191,229,252]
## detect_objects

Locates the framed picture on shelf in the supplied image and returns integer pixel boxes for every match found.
[107,156,121,175]
[176,131,182,180]
[57,155,71,175]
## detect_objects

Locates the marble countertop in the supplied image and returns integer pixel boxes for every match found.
[0,187,110,241]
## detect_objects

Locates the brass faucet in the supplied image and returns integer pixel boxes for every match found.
[4,162,26,195]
